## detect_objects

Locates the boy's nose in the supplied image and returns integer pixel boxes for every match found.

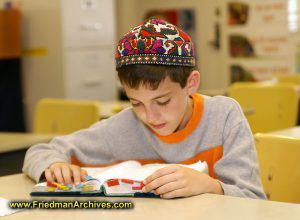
[145,106,160,124]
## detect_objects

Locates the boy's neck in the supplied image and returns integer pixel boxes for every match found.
[175,96,194,132]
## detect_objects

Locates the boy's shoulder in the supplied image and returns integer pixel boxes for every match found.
[201,94,245,125]
[202,95,242,111]
[92,106,140,131]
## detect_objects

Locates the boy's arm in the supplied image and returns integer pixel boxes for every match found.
[143,164,223,198]
[214,102,267,199]
[22,120,114,183]
[143,98,266,199]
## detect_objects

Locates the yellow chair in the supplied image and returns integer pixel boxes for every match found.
[277,74,300,85]
[254,133,300,204]
[33,98,101,134]
[228,82,299,133]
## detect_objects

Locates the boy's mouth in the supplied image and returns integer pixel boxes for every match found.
[150,123,166,129]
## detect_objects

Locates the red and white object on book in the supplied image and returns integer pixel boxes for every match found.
[104,178,145,195]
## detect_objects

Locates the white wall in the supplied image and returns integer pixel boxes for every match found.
[115,0,141,38]
[20,0,67,131]
[1,0,237,97]
[8,0,294,130]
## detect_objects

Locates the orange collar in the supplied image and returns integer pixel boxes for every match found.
[154,93,204,144]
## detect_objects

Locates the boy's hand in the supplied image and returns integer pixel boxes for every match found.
[45,162,88,185]
[142,165,223,199]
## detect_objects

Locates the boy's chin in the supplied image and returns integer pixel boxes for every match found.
[153,127,175,136]
[145,123,176,136]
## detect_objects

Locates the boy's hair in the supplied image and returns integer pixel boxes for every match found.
[117,64,195,90]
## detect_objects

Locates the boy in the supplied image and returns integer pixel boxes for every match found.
[23,18,266,199]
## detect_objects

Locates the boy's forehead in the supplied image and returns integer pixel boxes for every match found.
[123,76,183,100]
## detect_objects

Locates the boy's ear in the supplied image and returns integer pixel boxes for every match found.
[186,70,200,95]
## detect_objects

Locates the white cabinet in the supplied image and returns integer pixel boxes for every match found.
[64,49,116,100]
[21,0,117,131]
[62,0,115,48]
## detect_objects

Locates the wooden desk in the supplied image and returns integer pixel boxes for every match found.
[0,132,55,153]
[269,126,300,138]
[0,133,55,176]
[0,174,299,220]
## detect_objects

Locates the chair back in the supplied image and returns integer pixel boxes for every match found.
[229,82,299,133]
[33,98,101,134]
[254,133,300,203]
[277,74,300,85]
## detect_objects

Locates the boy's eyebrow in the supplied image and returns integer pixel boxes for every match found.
[128,92,171,102]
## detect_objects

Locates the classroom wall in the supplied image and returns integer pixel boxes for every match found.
[1,0,299,92]
[1,0,298,131]
[21,0,66,131]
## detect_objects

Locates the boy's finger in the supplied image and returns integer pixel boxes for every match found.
[70,166,81,185]
[144,166,178,185]
[154,179,184,195]
[143,172,180,193]
[61,165,72,185]
[80,169,88,181]
[53,167,65,185]
[45,169,54,182]
[160,188,185,199]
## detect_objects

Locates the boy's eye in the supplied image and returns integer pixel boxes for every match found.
[157,99,170,106]
[131,102,141,107]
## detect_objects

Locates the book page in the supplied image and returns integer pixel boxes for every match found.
[118,161,208,181]
[31,161,141,193]
[101,161,208,196]
[120,163,169,181]
[31,161,208,196]
[90,160,142,183]
[33,161,207,186]
[82,167,106,177]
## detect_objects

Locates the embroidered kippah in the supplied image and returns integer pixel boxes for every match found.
[116,17,195,69]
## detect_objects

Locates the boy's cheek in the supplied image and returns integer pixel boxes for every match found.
[132,109,146,123]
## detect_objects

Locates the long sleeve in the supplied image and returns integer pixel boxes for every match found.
[22,119,115,183]
[214,101,266,199]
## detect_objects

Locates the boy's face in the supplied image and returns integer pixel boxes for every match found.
[123,76,194,136]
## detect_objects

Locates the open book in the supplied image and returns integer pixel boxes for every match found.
[31,160,208,197]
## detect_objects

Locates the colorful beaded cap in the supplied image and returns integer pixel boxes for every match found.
[116,17,195,69]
